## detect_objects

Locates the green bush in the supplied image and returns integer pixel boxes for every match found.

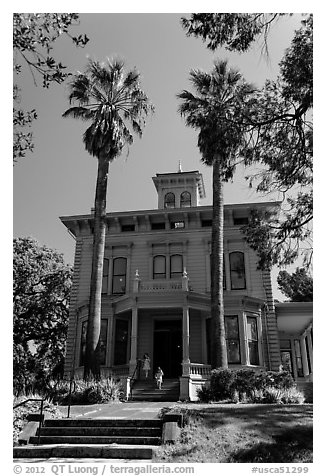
[200,368,299,403]
[45,378,123,405]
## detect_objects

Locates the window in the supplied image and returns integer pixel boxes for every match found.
[121,224,135,232]
[247,317,259,365]
[153,255,166,279]
[102,258,109,294]
[294,339,304,377]
[79,319,108,366]
[280,340,293,375]
[164,192,175,209]
[112,257,127,294]
[225,315,241,364]
[170,254,183,278]
[201,219,212,227]
[180,191,191,208]
[305,336,312,374]
[114,319,129,365]
[233,216,249,225]
[151,222,165,230]
[229,252,246,290]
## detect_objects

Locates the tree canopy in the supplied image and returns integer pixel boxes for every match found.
[277,267,313,302]
[182,13,313,270]
[13,13,89,163]
[13,237,73,395]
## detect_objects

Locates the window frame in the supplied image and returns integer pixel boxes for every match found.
[229,251,246,290]
[153,255,166,280]
[164,192,175,209]
[170,254,183,279]
[247,316,260,365]
[112,257,127,295]
[113,318,130,366]
[224,315,241,364]
[180,191,191,208]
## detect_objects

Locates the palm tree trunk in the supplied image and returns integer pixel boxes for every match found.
[211,155,228,369]
[84,154,109,380]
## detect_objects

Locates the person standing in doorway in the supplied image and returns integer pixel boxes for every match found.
[155,367,164,389]
[142,353,151,379]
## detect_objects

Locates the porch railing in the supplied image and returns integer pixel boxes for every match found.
[187,363,211,377]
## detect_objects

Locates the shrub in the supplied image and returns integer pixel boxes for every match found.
[199,368,299,404]
[45,378,123,405]
[210,368,235,400]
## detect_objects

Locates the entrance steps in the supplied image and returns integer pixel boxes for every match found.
[131,378,179,401]
[13,418,162,460]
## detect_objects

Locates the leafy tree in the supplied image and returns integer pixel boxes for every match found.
[13,13,89,163]
[181,14,313,270]
[13,237,73,395]
[277,267,313,302]
[178,60,255,368]
[63,58,154,379]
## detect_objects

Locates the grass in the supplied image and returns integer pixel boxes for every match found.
[153,403,313,463]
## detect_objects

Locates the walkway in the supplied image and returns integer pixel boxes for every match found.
[57,401,176,420]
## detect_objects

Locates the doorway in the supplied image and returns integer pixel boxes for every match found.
[153,319,182,378]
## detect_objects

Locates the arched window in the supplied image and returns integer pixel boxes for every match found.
[153,255,166,279]
[170,254,183,278]
[164,192,175,208]
[229,252,246,290]
[180,191,191,208]
[112,257,127,294]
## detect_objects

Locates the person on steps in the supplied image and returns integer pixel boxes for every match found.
[155,367,164,389]
[142,353,151,379]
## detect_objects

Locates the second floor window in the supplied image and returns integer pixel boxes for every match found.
[112,257,127,294]
[164,192,175,208]
[180,191,191,207]
[170,254,183,278]
[153,255,166,279]
[229,251,246,290]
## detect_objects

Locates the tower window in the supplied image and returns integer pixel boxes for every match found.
[180,191,191,208]
[164,192,175,209]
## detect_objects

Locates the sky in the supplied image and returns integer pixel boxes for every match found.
[13,11,306,300]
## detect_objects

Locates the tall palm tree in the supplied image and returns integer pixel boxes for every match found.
[63,58,154,379]
[178,59,254,368]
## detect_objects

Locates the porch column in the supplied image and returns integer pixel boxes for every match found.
[129,303,138,375]
[300,336,309,377]
[182,301,190,376]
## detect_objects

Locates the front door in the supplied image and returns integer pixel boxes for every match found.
[153,319,182,378]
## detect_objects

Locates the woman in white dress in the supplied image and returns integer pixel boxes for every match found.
[142,353,151,379]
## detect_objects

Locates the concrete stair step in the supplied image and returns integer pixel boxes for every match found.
[29,435,161,445]
[44,419,162,428]
[14,444,155,460]
[39,427,161,437]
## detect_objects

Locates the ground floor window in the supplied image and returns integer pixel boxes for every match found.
[79,319,108,366]
[247,316,259,365]
[294,339,304,377]
[280,339,293,375]
[114,318,129,365]
[225,315,241,363]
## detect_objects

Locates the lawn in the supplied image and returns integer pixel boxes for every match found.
[153,403,313,463]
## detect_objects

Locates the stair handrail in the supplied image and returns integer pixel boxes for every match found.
[129,359,142,400]
[13,397,45,445]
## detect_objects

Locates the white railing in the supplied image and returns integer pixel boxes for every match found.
[189,363,212,377]
[139,279,183,292]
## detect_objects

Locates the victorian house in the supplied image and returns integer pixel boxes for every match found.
[60,168,312,401]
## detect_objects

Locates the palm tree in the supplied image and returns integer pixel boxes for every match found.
[63,58,154,379]
[178,59,254,368]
